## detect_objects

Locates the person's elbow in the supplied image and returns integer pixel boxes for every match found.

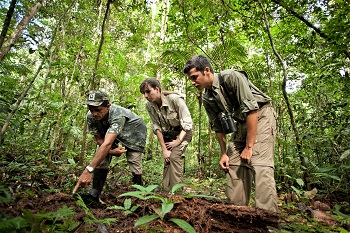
[100,141,113,150]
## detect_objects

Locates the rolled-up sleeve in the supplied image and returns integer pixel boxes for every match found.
[107,117,126,134]
[174,97,193,131]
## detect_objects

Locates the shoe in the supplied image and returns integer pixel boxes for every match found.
[79,192,100,208]
[132,174,143,186]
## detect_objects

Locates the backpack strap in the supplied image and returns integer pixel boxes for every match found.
[218,70,250,105]
[217,72,232,106]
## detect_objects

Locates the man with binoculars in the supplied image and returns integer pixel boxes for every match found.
[183,55,278,212]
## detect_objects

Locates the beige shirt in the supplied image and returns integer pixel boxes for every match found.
[145,93,193,134]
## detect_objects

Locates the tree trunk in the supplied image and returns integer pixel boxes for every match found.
[257,0,309,188]
[79,121,88,166]
[160,0,170,43]
[90,0,113,89]
[0,0,17,49]
[196,91,204,178]
[0,0,44,61]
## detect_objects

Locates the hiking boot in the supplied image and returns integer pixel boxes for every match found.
[132,174,143,186]
[79,192,100,207]
[92,168,109,196]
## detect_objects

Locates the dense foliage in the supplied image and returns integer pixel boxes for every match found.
[0,0,349,227]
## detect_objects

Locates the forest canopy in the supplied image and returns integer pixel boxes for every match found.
[0,0,349,231]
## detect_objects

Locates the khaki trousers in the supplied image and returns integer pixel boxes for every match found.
[163,140,189,191]
[226,105,278,212]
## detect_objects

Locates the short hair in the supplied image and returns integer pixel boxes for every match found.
[183,55,214,75]
[140,78,162,94]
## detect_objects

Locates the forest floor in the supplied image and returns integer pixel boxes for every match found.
[1,183,349,233]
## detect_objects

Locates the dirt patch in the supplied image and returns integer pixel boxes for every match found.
[1,186,280,232]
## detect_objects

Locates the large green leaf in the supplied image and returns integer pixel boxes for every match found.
[134,214,159,227]
[160,202,174,218]
[169,218,196,233]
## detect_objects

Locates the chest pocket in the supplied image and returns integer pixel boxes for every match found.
[167,110,180,126]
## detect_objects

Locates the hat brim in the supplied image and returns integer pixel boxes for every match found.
[86,100,103,106]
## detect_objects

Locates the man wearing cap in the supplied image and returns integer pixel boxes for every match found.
[73,90,147,202]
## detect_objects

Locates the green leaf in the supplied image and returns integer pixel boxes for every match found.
[124,198,131,210]
[169,218,196,233]
[340,149,350,161]
[134,214,159,227]
[130,184,147,191]
[144,195,162,201]
[130,205,139,212]
[68,158,76,165]
[170,183,187,194]
[291,186,302,195]
[313,173,341,181]
[145,184,159,193]
[0,216,28,230]
[118,191,146,200]
[107,205,125,210]
[160,202,174,218]
[296,178,304,187]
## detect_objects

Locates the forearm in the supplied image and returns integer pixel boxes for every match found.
[88,142,112,168]
[245,110,258,149]
[216,131,230,170]
[215,132,227,155]
[89,133,116,168]
[156,130,168,152]
[177,130,187,143]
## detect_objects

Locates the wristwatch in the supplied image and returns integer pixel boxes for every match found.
[85,166,94,173]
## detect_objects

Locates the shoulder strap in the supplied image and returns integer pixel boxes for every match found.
[218,70,250,103]
[217,72,232,106]
[218,73,229,95]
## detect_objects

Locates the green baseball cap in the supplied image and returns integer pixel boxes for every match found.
[86,90,109,106]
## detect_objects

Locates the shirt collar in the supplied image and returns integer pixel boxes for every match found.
[160,94,169,108]
[204,73,220,95]
[212,73,220,91]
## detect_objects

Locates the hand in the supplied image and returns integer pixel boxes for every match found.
[109,146,127,157]
[219,154,230,172]
[72,169,93,194]
[240,146,253,164]
[165,138,181,151]
[163,150,171,163]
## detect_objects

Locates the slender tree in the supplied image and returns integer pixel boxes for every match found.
[90,0,114,89]
[257,0,309,188]
[0,0,17,49]
[0,0,44,61]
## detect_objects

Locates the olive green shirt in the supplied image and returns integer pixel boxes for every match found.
[145,93,193,134]
[87,104,147,152]
[203,69,271,132]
